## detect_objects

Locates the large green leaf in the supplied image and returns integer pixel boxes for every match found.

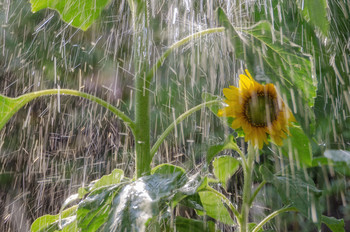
[321,215,345,232]
[281,125,313,167]
[198,191,235,225]
[31,206,78,232]
[260,165,322,225]
[30,0,112,31]
[212,155,240,189]
[217,8,317,107]
[296,0,329,36]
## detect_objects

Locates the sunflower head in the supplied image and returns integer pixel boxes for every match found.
[218,69,295,149]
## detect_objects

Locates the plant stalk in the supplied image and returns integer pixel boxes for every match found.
[240,142,256,232]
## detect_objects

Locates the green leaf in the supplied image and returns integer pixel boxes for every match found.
[151,163,186,176]
[207,135,241,163]
[281,125,313,167]
[260,165,322,224]
[217,8,317,107]
[198,191,235,225]
[30,0,112,31]
[248,223,263,232]
[31,206,78,232]
[297,0,329,36]
[102,172,190,231]
[0,95,33,131]
[77,184,125,232]
[175,216,216,232]
[321,215,345,232]
[324,150,350,164]
[212,156,240,189]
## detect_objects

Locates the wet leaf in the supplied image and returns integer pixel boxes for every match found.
[217,8,317,107]
[207,135,241,163]
[198,191,235,225]
[321,215,345,232]
[31,205,78,232]
[77,184,126,232]
[296,0,329,36]
[30,0,112,31]
[282,125,313,167]
[175,216,216,232]
[103,172,189,231]
[260,165,322,225]
[212,155,240,189]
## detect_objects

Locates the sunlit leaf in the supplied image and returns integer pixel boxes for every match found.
[321,215,345,232]
[217,8,317,107]
[30,0,112,31]
[31,206,78,232]
[282,125,313,167]
[212,155,240,189]
[198,191,235,225]
[297,0,329,36]
[260,165,322,225]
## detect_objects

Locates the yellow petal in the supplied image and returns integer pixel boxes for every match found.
[223,87,239,100]
[239,74,253,90]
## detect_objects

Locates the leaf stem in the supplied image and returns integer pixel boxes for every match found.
[10,89,135,133]
[249,181,266,206]
[252,207,298,232]
[145,27,225,85]
[150,100,221,159]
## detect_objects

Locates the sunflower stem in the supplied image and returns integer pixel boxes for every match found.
[240,142,256,232]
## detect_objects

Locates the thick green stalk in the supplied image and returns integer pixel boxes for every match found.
[131,1,152,178]
[240,142,256,232]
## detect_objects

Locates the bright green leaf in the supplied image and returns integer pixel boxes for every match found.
[31,205,78,232]
[321,215,345,232]
[282,125,313,167]
[30,0,112,31]
[212,156,240,189]
[297,0,329,36]
[198,191,235,225]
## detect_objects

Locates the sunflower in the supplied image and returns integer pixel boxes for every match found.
[218,69,295,149]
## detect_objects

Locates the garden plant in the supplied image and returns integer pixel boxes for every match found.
[0,0,349,231]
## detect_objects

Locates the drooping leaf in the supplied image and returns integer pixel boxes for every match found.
[296,0,329,36]
[281,125,313,167]
[217,8,317,107]
[321,215,345,232]
[175,216,216,232]
[207,134,241,163]
[212,155,240,189]
[198,191,235,225]
[30,0,112,31]
[260,165,322,224]
[31,206,78,232]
